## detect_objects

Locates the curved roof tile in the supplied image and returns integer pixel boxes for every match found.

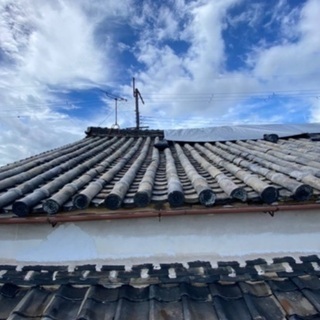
[0,125,320,217]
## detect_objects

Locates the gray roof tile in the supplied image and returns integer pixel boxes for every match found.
[1,126,320,217]
[1,257,320,319]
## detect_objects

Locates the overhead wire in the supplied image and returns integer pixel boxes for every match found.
[0,99,132,116]
[1,86,319,125]
[1,88,319,113]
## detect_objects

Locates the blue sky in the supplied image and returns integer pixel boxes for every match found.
[0,0,320,165]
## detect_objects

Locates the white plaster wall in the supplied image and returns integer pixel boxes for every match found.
[0,210,320,267]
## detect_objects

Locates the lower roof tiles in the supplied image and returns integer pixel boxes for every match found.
[1,257,320,319]
[1,277,320,319]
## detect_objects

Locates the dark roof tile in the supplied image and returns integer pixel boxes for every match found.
[101,265,125,271]
[0,283,20,298]
[86,285,118,303]
[209,282,242,299]
[188,260,211,268]
[217,261,240,268]
[301,256,320,263]
[213,296,252,320]
[0,285,27,320]
[74,265,96,272]
[1,258,320,319]
[293,276,320,291]
[77,299,117,320]
[114,299,151,320]
[9,287,52,318]
[269,278,298,292]
[118,285,149,302]
[274,256,297,264]
[275,290,318,317]
[56,284,87,300]
[180,283,211,301]
[1,126,320,218]
[244,294,286,320]
[301,290,320,313]
[151,300,183,320]
[245,258,268,266]
[239,281,272,297]
[290,262,315,276]
[44,295,84,319]
[149,284,181,302]
[183,299,219,320]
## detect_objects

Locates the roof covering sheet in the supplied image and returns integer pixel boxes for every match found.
[164,123,320,142]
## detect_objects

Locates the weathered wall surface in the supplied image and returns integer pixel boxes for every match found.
[0,211,319,267]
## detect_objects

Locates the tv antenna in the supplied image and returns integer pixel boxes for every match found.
[104,92,127,129]
[133,77,145,130]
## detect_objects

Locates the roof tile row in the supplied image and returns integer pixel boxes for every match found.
[1,129,320,217]
[1,256,320,319]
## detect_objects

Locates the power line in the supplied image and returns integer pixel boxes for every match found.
[1,86,319,125]
[1,88,319,111]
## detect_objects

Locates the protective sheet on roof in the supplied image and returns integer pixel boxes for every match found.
[164,123,320,142]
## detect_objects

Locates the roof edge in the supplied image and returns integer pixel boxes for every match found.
[1,203,320,225]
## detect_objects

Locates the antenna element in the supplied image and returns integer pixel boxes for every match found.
[133,77,144,130]
[104,92,127,129]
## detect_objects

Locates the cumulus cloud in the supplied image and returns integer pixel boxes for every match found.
[125,0,320,128]
[0,0,132,165]
[0,0,320,165]
[249,0,320,116]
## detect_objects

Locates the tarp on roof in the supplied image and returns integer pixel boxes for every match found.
[164,123,320,142]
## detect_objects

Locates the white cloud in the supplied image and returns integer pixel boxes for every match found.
[251,0,320,96]
[0,0,112,87]
[1,0,320,166]
[126,0,320,128]
[0,0,132,166]
[131,0,264,122]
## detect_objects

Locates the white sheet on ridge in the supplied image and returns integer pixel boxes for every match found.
[164,123,320,142]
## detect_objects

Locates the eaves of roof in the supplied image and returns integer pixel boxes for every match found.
[1,256,320,319]
[1,203,320,225]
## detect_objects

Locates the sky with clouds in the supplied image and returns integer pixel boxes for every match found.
[0,0,320,165]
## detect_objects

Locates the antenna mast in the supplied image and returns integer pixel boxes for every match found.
[133,77,144,130]
[104,92,127,129]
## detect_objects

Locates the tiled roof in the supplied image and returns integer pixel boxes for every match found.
[1,126,320,218]
[1,256,320,319]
